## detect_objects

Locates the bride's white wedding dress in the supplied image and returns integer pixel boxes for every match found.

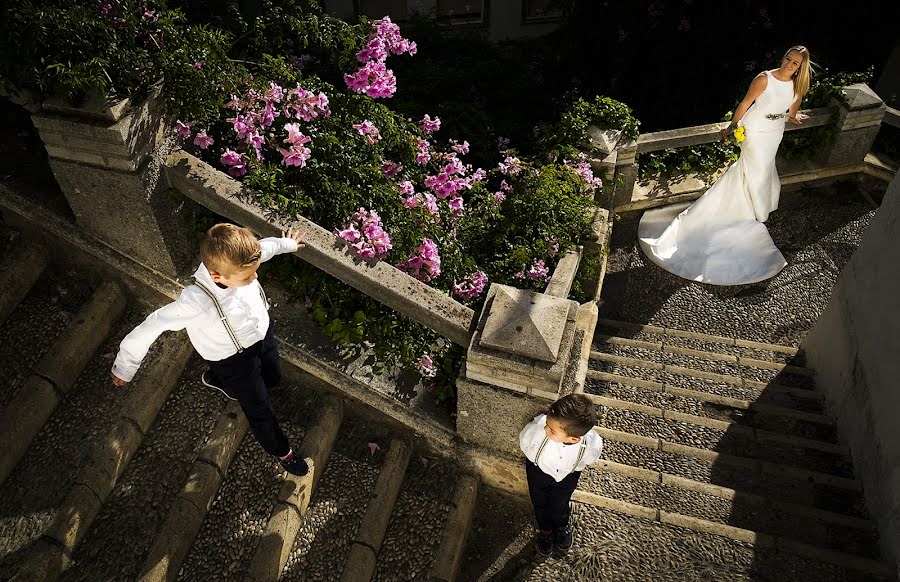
[638,70,795,285]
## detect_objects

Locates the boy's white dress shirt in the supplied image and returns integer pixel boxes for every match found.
[519,413,604,482]
[112,237,298,382]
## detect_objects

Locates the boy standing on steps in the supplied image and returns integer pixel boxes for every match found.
[110,223,309,476]
[519,393,604,556]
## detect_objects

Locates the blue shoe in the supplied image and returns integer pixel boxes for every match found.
[555,524,573,552]
[279,452,309,476]
[201,371,237,401]
[536,530,553,557]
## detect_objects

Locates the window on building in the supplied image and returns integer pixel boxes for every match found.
[523,0,564,22]
[436,0,484,24]
[357,0,408,20]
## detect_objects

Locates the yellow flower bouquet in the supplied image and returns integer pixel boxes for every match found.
[733,126,746,143]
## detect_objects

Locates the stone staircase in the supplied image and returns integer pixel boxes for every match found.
[0,234,478,582]
[557,317,893,580]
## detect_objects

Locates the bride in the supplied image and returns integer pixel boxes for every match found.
[638,46,813,285]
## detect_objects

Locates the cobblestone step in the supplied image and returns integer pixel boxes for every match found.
[597,318,803,357]
[343,438,412,582]
[458,488,882,581]
[580,461,878,558]
[174,385,324,582]
[598,438,868,518]
[244,395,343,582]
[276,419,395,581]
[372,450,459,582]
[51,351,219,582]
[0,268,97,411]
[429,474,479,582]
[0,279,125,484]
[594,332,814,376]
[590,349,816,398]
[0,308,142,580]
[0,241,48,329]
[586,373,837,445]
[570,491,893,579]
[591,396,855,478]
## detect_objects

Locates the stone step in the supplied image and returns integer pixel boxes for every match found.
[597,318,802,357]
[0,241,48,329]
[275,420,395,581]
[599,438,868,520]
[0,308,142,579]
[596,318,807,370]
[244,395,343,582]
[570,491,894,579]
[586,373,837,446]
[173,385,325,582]
[0,278,125,483]
[371,451,460,581]
[591,348,815,395]
[456,487,882,582]
[342,438,413,582]
[590,396,855,478]
[32,350,215,582]
[581,461,878,558]
[0,268,97,411]
[594,333,815,377]
[428,474,479,582]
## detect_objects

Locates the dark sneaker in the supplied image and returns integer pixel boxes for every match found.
[279,453,309,477]
[201,371,237,401]
[536,530,553,557]
[555,524,573,552]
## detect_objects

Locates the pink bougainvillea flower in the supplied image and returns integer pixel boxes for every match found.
[493,191,506,202]
[527,259,550,280]
[420,114,441,134]
[397,238,441,282]
[452,270,488,300]
[220,149,243,167]
[352,120,382,144]
[397,180,415,196]
[175,120,192,138]
[277,145,311,167]
[193,131,214,150]
[451,140,470,155]
[381,161,402,178]
[498,156,523,176]
[416,354,437,378]
[283,123,311,146]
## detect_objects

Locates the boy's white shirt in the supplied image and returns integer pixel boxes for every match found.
[519,413,604,482]
[112,237,298,382]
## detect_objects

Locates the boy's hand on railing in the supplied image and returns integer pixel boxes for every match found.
[111,372,127,387]
[283,227,306,250]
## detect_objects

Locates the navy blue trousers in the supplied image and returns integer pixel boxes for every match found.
[525,459,581,531]
[206,322,290,457]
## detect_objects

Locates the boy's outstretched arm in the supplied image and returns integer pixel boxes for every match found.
[259,229,306,263]
[111,294,202,386]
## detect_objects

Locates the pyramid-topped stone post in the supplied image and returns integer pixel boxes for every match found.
[826,83,886,168]
[456,284,580,458]
[30,87,191,277]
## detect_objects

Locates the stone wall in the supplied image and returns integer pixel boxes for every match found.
[802,172,900,570]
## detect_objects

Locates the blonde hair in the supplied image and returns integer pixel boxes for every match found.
[200,223,261,275]
[784,45,813,102]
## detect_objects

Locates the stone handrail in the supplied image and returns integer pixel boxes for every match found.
[635,107,834,154]
[165,150,476,348]
[884,106,900,129]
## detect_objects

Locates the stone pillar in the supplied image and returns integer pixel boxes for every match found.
[826,83,886,167]
[30,88,190,277]
[610,138,638,210]
[456,284,580,457]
